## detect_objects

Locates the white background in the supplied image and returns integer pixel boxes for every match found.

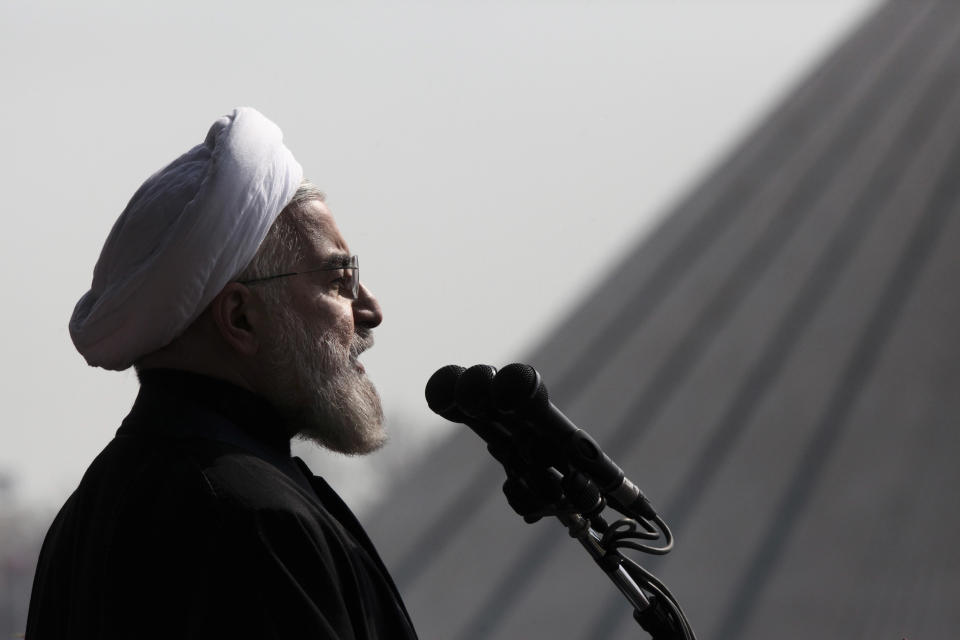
[0,0,878,513]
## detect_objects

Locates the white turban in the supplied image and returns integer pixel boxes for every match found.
[69,107,304,370]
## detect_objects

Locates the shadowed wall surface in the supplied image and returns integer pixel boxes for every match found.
[365,1,960,638]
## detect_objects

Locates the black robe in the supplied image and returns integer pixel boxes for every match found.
[26,369,418,639]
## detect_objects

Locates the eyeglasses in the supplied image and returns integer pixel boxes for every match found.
[238,255,360,299]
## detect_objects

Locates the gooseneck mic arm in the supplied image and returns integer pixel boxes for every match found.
[425,363,697,640]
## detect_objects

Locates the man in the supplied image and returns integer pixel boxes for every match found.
[26,108,418,639]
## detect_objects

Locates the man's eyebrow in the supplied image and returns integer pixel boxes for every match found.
[319,252,353,268]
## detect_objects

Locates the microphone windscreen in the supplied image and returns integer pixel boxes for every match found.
[455,364,497,418]
[493,363,547,412]
[425,365,465,415]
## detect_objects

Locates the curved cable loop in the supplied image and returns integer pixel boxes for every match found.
[601,515,674,555]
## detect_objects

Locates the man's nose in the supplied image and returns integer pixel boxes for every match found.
[354,283,383,329]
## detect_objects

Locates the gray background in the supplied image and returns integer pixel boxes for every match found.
[3,2,927,638]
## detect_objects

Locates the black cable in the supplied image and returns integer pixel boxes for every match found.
[602,515,674,554]
[619,555,696,640]
[601,518,658,544]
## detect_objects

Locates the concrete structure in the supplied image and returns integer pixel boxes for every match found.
[367,1,960,637]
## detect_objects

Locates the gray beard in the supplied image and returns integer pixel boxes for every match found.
[261,305,386,455]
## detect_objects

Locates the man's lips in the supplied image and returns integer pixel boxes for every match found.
[350,350,367,374]
[350,332,373,374]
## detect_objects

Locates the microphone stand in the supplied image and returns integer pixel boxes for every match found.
[423,362,695,639]
[559,512,651,611]
[554,512,693,640]
[494,453,695,639]
[503,467,695,639]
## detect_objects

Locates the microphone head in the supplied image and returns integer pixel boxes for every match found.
[454,364,498,419]
[493,363,548,413]
[425,365,466,416]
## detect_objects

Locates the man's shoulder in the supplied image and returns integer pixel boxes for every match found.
[83,431,314,515]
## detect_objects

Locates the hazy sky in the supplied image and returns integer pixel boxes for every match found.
[0,0,878,512]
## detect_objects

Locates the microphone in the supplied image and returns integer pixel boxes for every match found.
[426,364,598,520]
[424,364,547,486]
[425,364,513,453]
[454,364,570,472]
[453,364,499,420]
[492,363,657,520]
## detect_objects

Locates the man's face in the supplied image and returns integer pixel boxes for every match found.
[258,199,386,454]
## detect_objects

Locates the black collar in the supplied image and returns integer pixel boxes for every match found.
[120,368,294,458]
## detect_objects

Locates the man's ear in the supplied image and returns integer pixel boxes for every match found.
[209,282,264,356]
